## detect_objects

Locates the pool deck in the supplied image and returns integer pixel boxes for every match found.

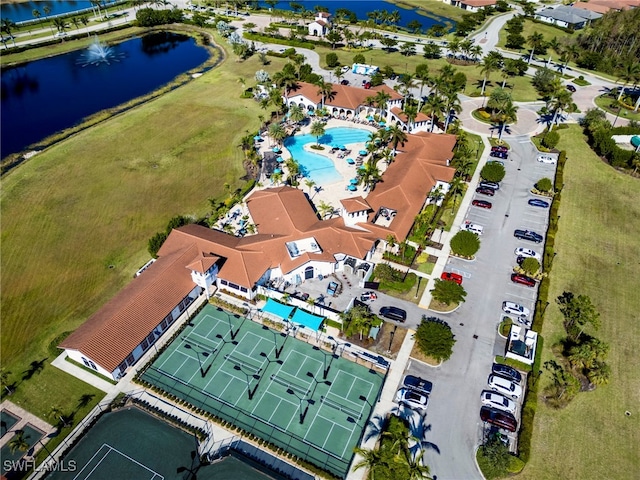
[0,400,55,450]
[261,119,384,215]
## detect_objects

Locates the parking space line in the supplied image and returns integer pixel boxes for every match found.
[504,291,536,303]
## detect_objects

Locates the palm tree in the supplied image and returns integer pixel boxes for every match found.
[288,103,304,124]
[459,39,473,61]
[80,16,90,37]
[353,447,389,479]
[415,64,430,108]
[386,124,407,153]
[310,121,325,146]
[404,104,419,130]
[398,74,417,108]
[548,88,574,130]
[71,16,82,33]
[443,92,462,132]
[9,430,30,454]
[406,450,433,480]
[447,37,461,60]
[315,80,334,109]
[270,171,283,186]
[359,158,382,192]
[447,176,465,208]
[90,0,104,21]
[480,52,503,97]
[615,60,640,101]
[374,90,392,119]
[268,122,286,146]
[53,18,69,38]
[526,32,545,64]
[1,19,17,48]
[587,361,611,386]
[304,179,316,194]
[487,88,518,140]
[423,94,446,132]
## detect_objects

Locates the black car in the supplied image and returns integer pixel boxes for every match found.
[476,187,495,196]
[513,229,543,243]
[479,180,500,190]
[379,306,407,322]
[566,84,576,92]
[480,406,517,432]
[403,375,433,395]
[491,146,509,153]
[490,151,508,159]
[340,79,349,85]
[492,363,523,384]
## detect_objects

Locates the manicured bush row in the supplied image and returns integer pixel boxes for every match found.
[243,32,319,50]
[518,336,543,464]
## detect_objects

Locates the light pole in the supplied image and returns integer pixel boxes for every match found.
[387,325,397,353]
[215,333,239,349]
[312,344,338,380]
[259,351,283,368]
[306,371,332,397]
[286,388,315,424]
[233,365,260,400]
[184,344,210,378]
[262,325,287,359]
[217,307,241,340]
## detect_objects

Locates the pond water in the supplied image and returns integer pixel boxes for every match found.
[0,1,119,24]
[1,32,210,159]
[258,0,453,31]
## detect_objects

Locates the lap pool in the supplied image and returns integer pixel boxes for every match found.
[283,126,372,184]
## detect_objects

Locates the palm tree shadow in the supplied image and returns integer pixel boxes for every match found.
[22,358,48,380]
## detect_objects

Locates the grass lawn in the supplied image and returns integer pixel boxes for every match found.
[496,18,574,65]
[593,94,640,122]
[518,125,640,479]
[0,29,289,416]
[389,0,468,23]
[315,46,541,102]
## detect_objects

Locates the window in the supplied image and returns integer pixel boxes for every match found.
[126,354,135,365]
[81,357,91,368]
[141,339,149,351]
[220,279,228,286]
[160,319,168,330]
[88,360,97,370]
[147,332,156,344]
[118,361,127,373]
[228,282,240,290]
[240,286,248,293]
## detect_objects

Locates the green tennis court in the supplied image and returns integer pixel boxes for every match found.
[141,304,385,478]
[47,407,276,480]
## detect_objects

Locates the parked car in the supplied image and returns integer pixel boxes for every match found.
[528,198,550,208]
[364,82,371,89]
[395,388,428,412]
[403,375,433,395]
[490,151,508,159]
[511,273,536,287]
[491,146,509,153]
[327,281,339,296]
[514,247,541,261]
[441,272,463,285]
[379,306,407,322]
[513,229,543,243]
[480,406,517,432]
[472,199,492,209]
[341,65,350,73]
[537,154,557,164]
[566,84,576,92]
[479,180,500,190]
[488,374,523,400]
[340,79,349,85]
[462,222,484,235]
[502,301,530,318]
[492,363,522,384]
[360,291,378,301]
[475,187,495,197]
[481,391,517,415]
[487,159,505,166]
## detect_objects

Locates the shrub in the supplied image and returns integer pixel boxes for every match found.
[148,231,168,258]
[535,177,553,192]
[542,130,560,149]
[415,316,456,362]
[431,279,467,305]
[521,257,540,275]
[480,162,506,182]
[326,52,339,68]
[450,230,481,257]
[353,53,365,64]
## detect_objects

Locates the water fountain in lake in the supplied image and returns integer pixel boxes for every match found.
[78,36,122,66]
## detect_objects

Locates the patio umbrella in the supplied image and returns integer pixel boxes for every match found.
[276,156,284,163]
[346,158,355,164]
[350,178,358,184]
[358,165,366,171]
[340,145,347,150]
[274,168,282,174]
[254,135,262,141]
[273,147,281,153]
[347,185,357,191]
[367,116,374,121]
[359,150,368,156]
[379,121,386,126]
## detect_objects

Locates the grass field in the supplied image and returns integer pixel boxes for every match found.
[496,18,573,64]
[316,45,541,102]
[518,125,640,479]
[390,0,468,23]
[0,29,288,416]
[594,94,640,122]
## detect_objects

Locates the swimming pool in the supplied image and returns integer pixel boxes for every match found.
[284,127,372,184]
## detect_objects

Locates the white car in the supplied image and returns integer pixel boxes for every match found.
[462,222,484,235]
[395,388,428,412]
[488,375,523,400]
[502,301,530,318]
[514,247,541,261]
[537,154,556,164]
[341,65,350,73]
[481,390,517,414]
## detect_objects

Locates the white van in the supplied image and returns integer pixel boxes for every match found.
[462,222,484,235]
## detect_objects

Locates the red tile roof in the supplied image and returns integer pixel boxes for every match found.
[460,0,497,6]
[341,196,371,213]
[60,245,202,372]
[288,82,402,111]
[390,106,430,123]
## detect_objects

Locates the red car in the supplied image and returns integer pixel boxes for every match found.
[472,199,492,209]
[364,82,371,89]
[491,146,509,153]
[441,272,463,285]
[475,187,495,197]
[510,273,536,287]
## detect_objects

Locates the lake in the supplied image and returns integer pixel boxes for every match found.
[258,0,453,31]
[0,1,120,24]
[1,32,210,159]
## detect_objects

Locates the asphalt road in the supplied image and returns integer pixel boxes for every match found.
[392,138,558,480]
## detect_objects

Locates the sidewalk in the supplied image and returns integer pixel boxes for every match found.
[348,326,416,480]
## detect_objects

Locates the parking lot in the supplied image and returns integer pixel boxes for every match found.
[401,137,557,479]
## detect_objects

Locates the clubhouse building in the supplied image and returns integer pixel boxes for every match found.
[60,128,456,380]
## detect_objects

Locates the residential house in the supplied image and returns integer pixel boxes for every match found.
[307,11,332,37]
[450,0,498,12]
[535,5,602,29]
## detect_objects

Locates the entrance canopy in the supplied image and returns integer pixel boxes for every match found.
[261,298,295,320]
[290,309,325,331]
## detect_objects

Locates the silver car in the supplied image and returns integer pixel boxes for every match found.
[395,388,428,412]
[537,154,557,164]
[488,375,523,400]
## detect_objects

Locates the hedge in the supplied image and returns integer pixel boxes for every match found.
[518,335,543,463]
[243,31,318,50]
